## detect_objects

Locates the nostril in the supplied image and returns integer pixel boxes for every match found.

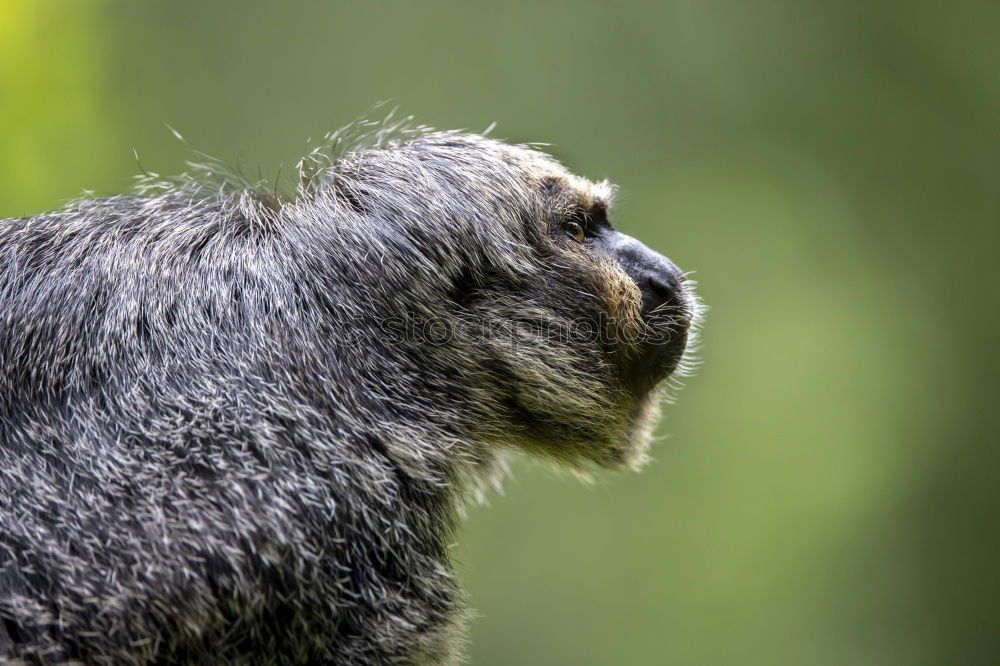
[647,277,673,302]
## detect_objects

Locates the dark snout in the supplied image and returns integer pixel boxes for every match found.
[596,231,690,326]
[591,229,693,391]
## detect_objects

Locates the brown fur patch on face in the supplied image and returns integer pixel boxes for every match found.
[595,255,644,351]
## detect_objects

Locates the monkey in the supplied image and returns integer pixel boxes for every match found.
[0,119,701,665]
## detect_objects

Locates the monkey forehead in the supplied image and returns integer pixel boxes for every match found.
[568,174,616,209]
[398,132,616,209]
[532,162,617,211]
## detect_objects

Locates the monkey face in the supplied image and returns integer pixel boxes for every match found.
[539,175,695,396]
[482,166,703,469]
[321,131,699,471]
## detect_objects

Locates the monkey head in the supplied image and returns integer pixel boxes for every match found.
[318,130,701,473]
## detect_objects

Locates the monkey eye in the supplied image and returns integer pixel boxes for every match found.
[564,220,586,243]
[562,213,588,243]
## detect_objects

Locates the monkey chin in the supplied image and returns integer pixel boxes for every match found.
[599,323,695,471]
[601,387,666,471]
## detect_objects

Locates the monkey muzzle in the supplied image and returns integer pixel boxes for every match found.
[593,230,695,394]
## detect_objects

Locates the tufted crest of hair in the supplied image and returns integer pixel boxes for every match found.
[0,122,672,664]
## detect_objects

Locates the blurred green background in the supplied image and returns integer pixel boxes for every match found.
[2,1,997,664]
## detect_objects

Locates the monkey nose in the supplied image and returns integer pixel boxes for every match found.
[641,265,693,331]
[640,263,685,313]
[646,275,677,308]
[597,230,689,321]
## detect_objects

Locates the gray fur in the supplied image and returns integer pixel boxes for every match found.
[0,123,700,664]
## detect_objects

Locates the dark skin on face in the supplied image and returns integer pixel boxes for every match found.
[559,201,693,394]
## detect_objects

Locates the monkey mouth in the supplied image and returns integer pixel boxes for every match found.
[632,330,689,392]
[624,302,695,395]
